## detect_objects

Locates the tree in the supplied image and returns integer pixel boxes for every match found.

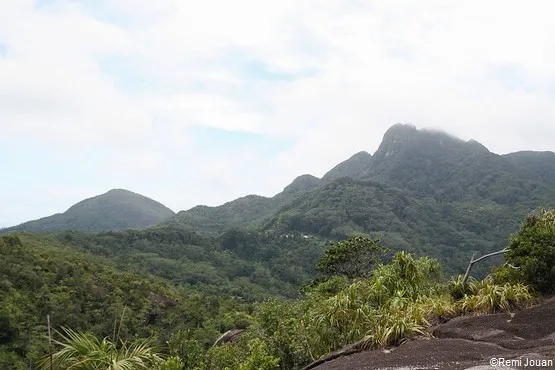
[495,208,555,294]
[316,236,388,280]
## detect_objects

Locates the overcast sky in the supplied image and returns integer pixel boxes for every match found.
[1,0,554,227]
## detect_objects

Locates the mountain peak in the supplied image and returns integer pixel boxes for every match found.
[2,189,175,233]
[282,174,320,195]
[387,122,418,133]
[105,188,133,194]
[466,139,490,153]
[322,151,372,182]
[374,124,490,163]
[350,151,372,160]
[374,123,418,160]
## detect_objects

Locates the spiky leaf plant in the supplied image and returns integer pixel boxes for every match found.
[458,276,534,314]
[40,327,163,370]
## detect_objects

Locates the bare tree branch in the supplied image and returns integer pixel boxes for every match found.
[462,248,509,286]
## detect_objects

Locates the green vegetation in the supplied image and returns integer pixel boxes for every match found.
[0,234,255,368]
[207,250,535,369]
[258,125,555,277]
[493,208,555,294]
[2,125,555,369]
[2,208,551,369]
[320,151,372,183]
[40,327,164,370]
[1,189,175,233]
[316,235,388,280]
[6,125,555,280]
[160,175,321,237]
[53,227,326,298]
[504,151,555,186]
[161,195,277,237]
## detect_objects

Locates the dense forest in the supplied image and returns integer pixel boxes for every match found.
[2,208,554,369]
[2,124,555,369]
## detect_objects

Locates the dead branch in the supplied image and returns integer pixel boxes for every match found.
[462,248,509,286]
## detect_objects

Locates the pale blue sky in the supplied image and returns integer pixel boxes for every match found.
[1,0,555,227]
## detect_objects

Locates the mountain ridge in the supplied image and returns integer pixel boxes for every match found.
[159,124,555,276]
[4,124,555,253]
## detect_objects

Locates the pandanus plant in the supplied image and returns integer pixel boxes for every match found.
[40,326,164,370]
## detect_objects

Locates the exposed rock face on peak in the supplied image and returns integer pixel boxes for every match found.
[372,125,479,164]
[372,123,418,161]
[322,151,372,183]
[1,189,175,233]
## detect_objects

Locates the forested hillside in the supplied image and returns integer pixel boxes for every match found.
[1,189,175,233]
[52,227,327,299]
[160,175,321,235]
[7,126,553,276]
[3,208,553,369]
[0,233,261,367]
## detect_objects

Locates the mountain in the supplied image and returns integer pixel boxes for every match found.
[1,189,175,233]
[7,124,553,276]
[260,124,555,274]
[161,175,321,235]
[162,124,555,275]
[358,124,554,206]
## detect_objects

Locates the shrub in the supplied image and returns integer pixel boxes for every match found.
[458,276,534,314]
[448,274,478,300]
[158,356,184,370]
[238,338,280,370]
[494,209,555,294]
[40,327,163,370]
[204,343,240,370]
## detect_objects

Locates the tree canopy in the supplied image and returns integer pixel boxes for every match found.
[496,208,555,294]
[316,235,388,280]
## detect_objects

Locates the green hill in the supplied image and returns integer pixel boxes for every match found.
[1,189,175,233]
[161,175,321,235]
[51,226,316,299]
[5,124,555,280]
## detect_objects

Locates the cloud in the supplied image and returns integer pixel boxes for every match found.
[1,0,555,225]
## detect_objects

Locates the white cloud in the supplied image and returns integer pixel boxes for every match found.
[149,93,264,133]
[1,0,555,226]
